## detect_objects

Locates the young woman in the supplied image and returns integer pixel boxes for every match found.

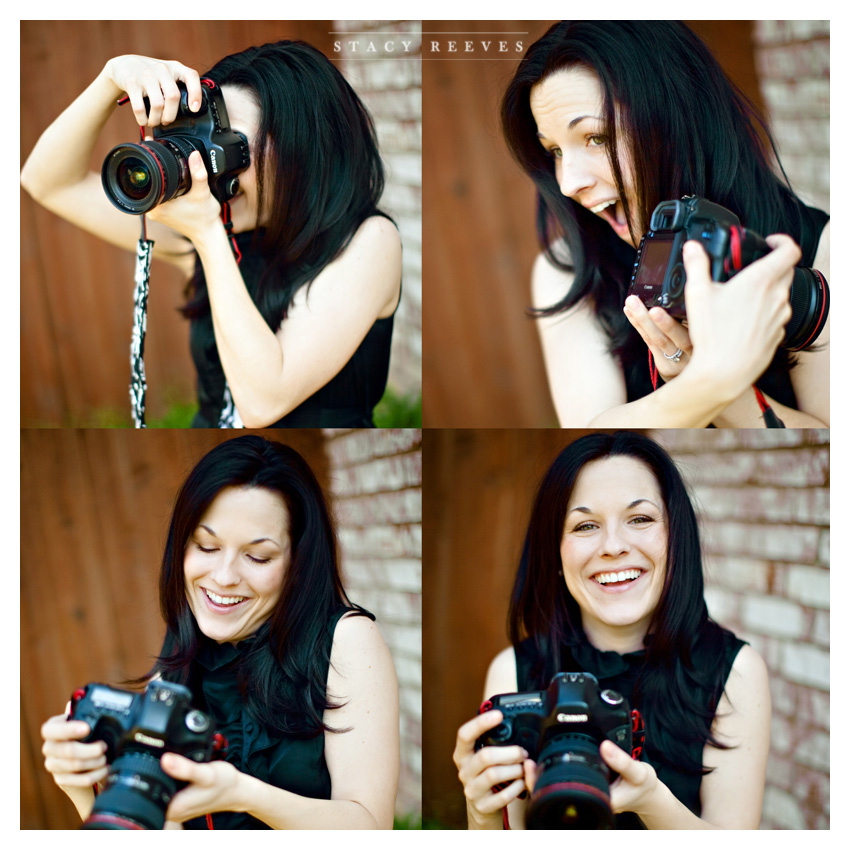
[454,432,770,829]
[21,42,402,427]
[501,21,829,428]
[41,436,399,829]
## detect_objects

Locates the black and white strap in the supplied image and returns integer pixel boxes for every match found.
[130,236,154,428]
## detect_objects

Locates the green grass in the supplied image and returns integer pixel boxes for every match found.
[373,387,422,428]
[63,386,420,429]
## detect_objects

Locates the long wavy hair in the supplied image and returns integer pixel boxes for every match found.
[501,21,805,387]
[183,39,390,330]
[509,431,733,773]
[143,435,366,737]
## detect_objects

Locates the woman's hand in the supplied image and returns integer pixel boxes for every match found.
[146,151,223,245]
[683,235,800,399]
[623,295,693,381]
[41,706,109,791]
[453,710,534,828]
[104,55,203,129]
[600,739,660,817]
[161,753,247,823]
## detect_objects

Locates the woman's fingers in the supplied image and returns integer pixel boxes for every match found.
[647,307,691,351]
[471,777,527,815]
[109,56,202,128]
[40,714,91,742]
[455,710,534,820]
[453,709,505,764]
[41,712,108,787]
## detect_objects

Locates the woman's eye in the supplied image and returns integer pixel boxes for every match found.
[587,134,607,148]
[197,544,218,553]
[544,146,562,159]
[630,515,654,525]
[247,554,271,565]
[573,522,597,532]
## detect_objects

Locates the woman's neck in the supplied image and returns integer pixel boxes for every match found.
[581,616,649,655]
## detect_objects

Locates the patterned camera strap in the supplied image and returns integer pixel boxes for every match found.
[130,203,243,429]
[131,229,154,428]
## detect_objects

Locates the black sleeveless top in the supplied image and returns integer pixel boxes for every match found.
[188,230,396,428]
[183,606,374,830]
[514,627,745,829]
[617,203,829,408]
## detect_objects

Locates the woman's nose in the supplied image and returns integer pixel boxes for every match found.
[211,552,241,586]
[556,154,594,199]
[598,527,630,558]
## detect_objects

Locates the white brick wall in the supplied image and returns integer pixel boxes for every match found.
[651,429,830,830]
[753,20,830,212]
[323,428,422,818]
[335,20,422,399]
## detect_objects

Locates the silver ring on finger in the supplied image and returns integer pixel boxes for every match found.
[663,348,683,363]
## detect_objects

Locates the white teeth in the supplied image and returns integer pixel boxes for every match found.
[590,199,616,214]
[205,589,245,605]
[594,569,642,585]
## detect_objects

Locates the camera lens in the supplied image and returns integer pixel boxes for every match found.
[116,158,152,200]
[81,750,177,830]
[102,140,192,215]
[527,734,614,829]
[783,267,830,351]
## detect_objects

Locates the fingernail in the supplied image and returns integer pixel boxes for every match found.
[191,100,200,111]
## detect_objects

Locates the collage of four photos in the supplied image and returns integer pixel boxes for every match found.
[20,19,830,831]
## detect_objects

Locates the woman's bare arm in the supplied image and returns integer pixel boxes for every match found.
[20,56,201,271]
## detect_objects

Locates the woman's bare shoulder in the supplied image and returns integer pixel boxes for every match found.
[531,246,576,310]
[484,646,518,698]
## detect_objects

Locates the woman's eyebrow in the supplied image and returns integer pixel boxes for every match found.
[568,114,601,129]
[566,498,660,515]
[536,114,603,140]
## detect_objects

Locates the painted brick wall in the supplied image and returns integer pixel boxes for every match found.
[754,20,830,212]
[651,429,829,830]
[335,20,422,399]
[324,428,422,818]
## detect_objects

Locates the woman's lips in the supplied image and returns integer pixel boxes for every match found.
[598,201,633,240]
[200,587,249,613]
[590,568,646,593]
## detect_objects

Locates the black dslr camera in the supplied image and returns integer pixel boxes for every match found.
[627,196,829,351]
[69,680,225,830]
[102,79,250,214]
[476,672,641,829]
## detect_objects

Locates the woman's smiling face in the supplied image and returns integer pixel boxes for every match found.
[560,455,668,650]
[530,66,639,246]
[184,485,290,644]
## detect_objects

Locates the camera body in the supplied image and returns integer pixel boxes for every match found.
[627,195,829,351]
[476,672,637,829]
[70,680,224,829]
[102,79,250,214]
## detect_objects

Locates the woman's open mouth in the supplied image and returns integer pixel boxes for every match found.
[593,199,634,243]
[591,568,645,592]
[202,587,249,612]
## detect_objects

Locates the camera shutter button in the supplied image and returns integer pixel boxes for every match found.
[185,710,211,733]
[600,689,623,706]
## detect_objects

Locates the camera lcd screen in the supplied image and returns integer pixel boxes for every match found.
[634,234,675,287]
[501,694,543,706]
[91,686,134,711]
